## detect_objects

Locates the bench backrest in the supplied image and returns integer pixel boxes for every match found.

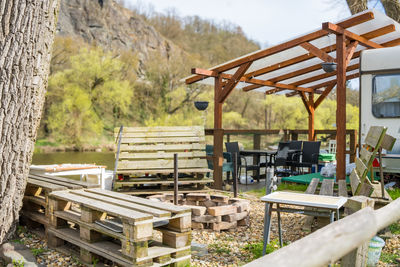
[115,126,209,174]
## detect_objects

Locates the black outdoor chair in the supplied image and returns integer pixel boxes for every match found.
[293,141,321,174]
[225,142,261,185]
[287,141,303,175]
[270,141,291,176]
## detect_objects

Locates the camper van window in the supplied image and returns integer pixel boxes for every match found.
[372,74,400,118]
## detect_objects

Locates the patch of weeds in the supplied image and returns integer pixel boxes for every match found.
[12,259,25,267]
[242,239,284,260]
[245,188,266,198]
[380,252,400,263]
[389,222,400,234]
[208,242,232,255]
[16,226,27,235]
[31,248,46,257]
[388,188,400,200]
[71,256,83,265]
[92,257,99,267]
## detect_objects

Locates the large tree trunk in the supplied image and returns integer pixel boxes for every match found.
[0,0,60,243]
[381,0,400,23]
[345,0,368,14]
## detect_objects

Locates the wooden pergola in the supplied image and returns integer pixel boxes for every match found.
[184,10,400,189]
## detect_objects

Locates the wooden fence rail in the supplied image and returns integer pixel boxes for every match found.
[244,197,400,267]
[205,128,358,163]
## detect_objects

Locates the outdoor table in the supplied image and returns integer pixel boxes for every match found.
[260,191,347,254]
[240,150,276,180]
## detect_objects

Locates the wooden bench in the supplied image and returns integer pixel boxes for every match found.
[47,188,192,266]
[22,172,99,229]
[114,126,213,194]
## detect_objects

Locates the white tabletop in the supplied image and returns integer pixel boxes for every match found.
[260,191,347,210]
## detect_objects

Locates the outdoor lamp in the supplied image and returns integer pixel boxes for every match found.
[321,62,337,73]
[194,101,209,111]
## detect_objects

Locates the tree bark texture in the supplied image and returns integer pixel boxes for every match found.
[0,0,60,243]
[345,0,368,14]
[381,0,400,23]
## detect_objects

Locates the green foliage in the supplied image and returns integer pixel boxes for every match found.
[247,182,307,198]
[31,248,46,257]
[380,251,400,263]
[45,45,135,147]
[389,222,400,234]
[388,188,400,200]
[12,259,25,267]
[243,239,283,260]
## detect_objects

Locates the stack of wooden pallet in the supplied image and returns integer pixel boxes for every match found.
[114,126,213,195]
[47,188,192,266]
[22,173,99,229]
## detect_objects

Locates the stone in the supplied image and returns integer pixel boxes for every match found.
[210,221,237,231]
[164,194,184,201]
[184,205,207,216]
[198,200,216,207]
[207,205,237,216]
[186,200,198,206]
[147,194,166,201]
[210,194,229,203]
[186,193,210,202]
[222,212,248,222]
[237,215,250,226]
[193,215,222,223]
[191,242,208,257]
[1,242,38,267]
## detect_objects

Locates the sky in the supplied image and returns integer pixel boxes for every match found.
[123,0,355,47]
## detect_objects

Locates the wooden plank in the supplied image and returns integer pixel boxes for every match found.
[29,173,99,188]
[70,190,171,218]
[118,136,205,143]
[49,190,152,222]
[359,147,373,166]
[219,61,252,103]
[365,126,386,148]
[23,195,46,207]
[118,158,208,170]
[27,178,67,192]
[119,188,210,196]
[311,72,359,90]
[355,158,368,178]
[119,143,203,152]
[118,126,203,133]
[358,183,374,197]
[118,151,205,160]
[381,134,396,151]
[117,168,211,174]
[300,42,336,63]
[322,22,383,49]
[21,210,48,226]
[29,174,83,190]
[119,131,201,138]
[338,180,348,197]
[114,178,213,186]
[349,170,361,196]
[86,188,190,214]
[319,179,334,196]
[314,84,335,109]
[306,178,320,194]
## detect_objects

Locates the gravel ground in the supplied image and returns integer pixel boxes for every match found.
[4,193,400,267]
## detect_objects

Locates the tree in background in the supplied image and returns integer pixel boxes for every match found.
[45,47,135,146]
[0,0,60,243]
[345,0,400,23]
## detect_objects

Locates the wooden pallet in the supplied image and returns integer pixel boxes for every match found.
[47,188,192,266]
[22,173,99,228]
[114,126,212,194]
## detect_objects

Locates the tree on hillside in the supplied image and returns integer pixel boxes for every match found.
[0,0,60,243]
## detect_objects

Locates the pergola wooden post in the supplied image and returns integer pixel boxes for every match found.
[185,11,400,187]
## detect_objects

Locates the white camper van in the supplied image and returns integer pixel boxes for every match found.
[360,46,400,174]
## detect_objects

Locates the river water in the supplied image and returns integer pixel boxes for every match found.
[32,152,115,170]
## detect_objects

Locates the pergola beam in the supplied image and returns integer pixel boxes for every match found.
[186,12,375,85]
[300,42,336,63]
[314,84,335,108]
[310,72,359,89]
[322,22,383,48]
[219,62,252,103]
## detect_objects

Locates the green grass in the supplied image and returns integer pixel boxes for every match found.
[389,222,400,234]
[246,182,307,198]
[242,239,284,260]
[387,188,400,200]
[35,139,58,147]
[380,252,399,264]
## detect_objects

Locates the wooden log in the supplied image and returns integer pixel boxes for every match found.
[160,229,191,248]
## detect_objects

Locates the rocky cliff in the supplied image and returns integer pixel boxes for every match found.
[57,0,176,66]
